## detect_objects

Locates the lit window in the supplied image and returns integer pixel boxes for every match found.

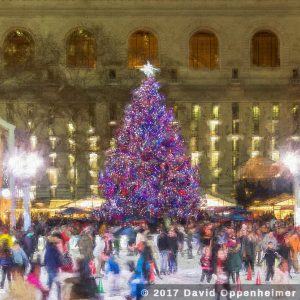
[292,104,300,134]
[189,32,219,70]
[251,31,280,67]
[292,104,299,116]
[211,183,217,193]
[252,105,260,134]
[30,135,37,150]
[48,167,58,185]
[271,151,280,161]
[213,168,221,178]
[128,30,159,69]
[110,138,116,149]
[3,29,34,70]
[232,156,238,167]
[212,105,220,119]
[67,28,96,68]
[192,105,201,120]
[191,151,201,166]
[252,105,260,120]
[211,151,219,169]
[251,151,260,158]
[190,137,198,152]
[232,140,238,152]
[252,138,261,151]
[272,103,279,120]
[90,185,98,195]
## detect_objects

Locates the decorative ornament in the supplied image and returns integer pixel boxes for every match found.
[140,61,160,78]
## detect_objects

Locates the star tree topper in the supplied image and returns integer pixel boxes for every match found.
[140,61,160,78]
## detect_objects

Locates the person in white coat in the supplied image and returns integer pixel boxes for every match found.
[93,234,105,276]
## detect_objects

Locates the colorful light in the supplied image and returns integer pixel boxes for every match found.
[98,69,202,220]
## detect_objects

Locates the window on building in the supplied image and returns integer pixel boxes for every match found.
[232,103,239,134]
[190,137,198,152]
[292,104,300,134]
[252,104,260,135]
[109,103,117,121]
[189,31,219,70]
[192,104,201,121]
[232,140,239,152]
[67,28,96,68]
[251,31,280,67]
[252,138,261,151]
[128,30,159,69]
[272,103,279,120]
[191,151,200,166]
[3,29,34,70]
[211,151,219,169]
[212,104,220,119]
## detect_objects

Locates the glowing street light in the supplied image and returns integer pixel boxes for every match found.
[8,150,43,231]
[282,151,300,227]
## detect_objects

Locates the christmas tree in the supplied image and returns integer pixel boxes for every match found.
[98,62,202,220]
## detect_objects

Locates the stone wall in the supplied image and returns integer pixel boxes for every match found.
[0,0,299,199]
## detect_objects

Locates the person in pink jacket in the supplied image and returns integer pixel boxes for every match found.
[26,263,49,300]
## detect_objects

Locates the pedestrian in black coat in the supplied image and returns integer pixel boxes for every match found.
[167,229,178,273]
[263,242,280,282]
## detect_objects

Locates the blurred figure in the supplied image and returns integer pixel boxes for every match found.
[69,258,99,300]
[168,228,178,273]
[288,231,300,274]
[157,227,169,275]
[127,242,149,300]
[26,263,49,300]
[104,254,120,296]
[78,226,94,263]
[226,238,242,284]
[200,246,213,283]
[0,240,13,289]
[273,260,290,284]
[262,242,279,283]
[11,241,29,279]
[44,235,62,289]
[243,231,256,274]
[215,249,230,300]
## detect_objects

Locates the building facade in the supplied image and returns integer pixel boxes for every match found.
[0,0,300,202]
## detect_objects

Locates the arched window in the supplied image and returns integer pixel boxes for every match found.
[189,31,219,70]
[66,28,96,68]
[251,31,280,67]
[3,29,34,69]
[128,30,159,69]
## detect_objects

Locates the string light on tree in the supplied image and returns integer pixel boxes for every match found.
[97,62,203,221]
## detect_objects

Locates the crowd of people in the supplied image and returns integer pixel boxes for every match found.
[0,216,298,299]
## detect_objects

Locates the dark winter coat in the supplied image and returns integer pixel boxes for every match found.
[243,237,256,260]
[22,232,37,258]
[168,236,178,254]
[157,233,169,252]
[263,249,278,267]
[278,245,290,261]
[0,250,13,267]
[227,245,242,273]
[44,242,62,271]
